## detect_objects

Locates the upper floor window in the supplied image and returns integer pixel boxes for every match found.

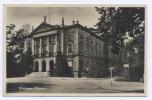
[42,37,47,46]
[68,34,74,42]
[35,39,40,55]
[42,37,47,55]
[67,43,73,54]
[49,43,55,55]
[35,39,40,47]
[79,41,84,53]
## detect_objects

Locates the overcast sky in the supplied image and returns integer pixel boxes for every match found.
[6,7,100,30]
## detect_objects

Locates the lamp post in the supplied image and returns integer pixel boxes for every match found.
[109,67,114,85]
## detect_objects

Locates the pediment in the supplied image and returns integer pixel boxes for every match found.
[32,22,55,34]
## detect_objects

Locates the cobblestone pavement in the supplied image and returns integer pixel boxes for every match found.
[6,76,144,93]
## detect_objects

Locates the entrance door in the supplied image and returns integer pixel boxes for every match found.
[42,60,46,72]
[49,60,54,75]
[34,61,39,72]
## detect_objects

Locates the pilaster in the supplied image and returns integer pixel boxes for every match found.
[32,38,34,55]
[46,36,49,56]
[39,38,42,57]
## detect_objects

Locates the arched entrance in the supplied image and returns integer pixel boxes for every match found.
[42,60,46,72]
[34,61,39,72]
[49,60,54,75]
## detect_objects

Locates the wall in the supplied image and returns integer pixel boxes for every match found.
[77,28,104,77]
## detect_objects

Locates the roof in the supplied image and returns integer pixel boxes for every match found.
[64,24,104,41]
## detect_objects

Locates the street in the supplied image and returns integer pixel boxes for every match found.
[6,76,144,93]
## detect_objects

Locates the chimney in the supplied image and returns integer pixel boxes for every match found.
[44,16,47,23]
[76,20,79,24]
[72,20,75,25]
[62,17,64,26]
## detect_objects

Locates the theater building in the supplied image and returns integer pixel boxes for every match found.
[24,17,112,77]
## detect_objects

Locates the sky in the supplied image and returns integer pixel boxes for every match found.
[6,7,100,30]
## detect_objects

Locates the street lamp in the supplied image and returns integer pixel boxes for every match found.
[109,67,114,85]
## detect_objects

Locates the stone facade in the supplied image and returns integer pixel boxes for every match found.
[24,18,106,77]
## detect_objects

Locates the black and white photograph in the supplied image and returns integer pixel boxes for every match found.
[4,4,146,96]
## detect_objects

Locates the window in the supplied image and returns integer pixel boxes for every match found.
[49,43,55,55]
[86,61,89,70]
[86,38,89,45]
[91,40,93,45]
[79,60,83,70]
[67,43,73,53]
[68,34,74,42]
[42,37,47,56]
[35,39,40,55]
[79,41,84,54]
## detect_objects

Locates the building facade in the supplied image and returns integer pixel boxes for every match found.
[24,17,120,78]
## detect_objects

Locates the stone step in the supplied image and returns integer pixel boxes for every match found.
[27,72,50,77]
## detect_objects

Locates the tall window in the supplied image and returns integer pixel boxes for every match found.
[79,41,84,54]
[42,37,47,56]
[79,60,83,71]
[86,38,90,55]
[49,35,56,56]
[68,34,73,42]
[67,43,73,54]
[49,43,54,56]
[35,39,40,56]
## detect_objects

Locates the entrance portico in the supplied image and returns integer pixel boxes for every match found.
[32,58,55,76]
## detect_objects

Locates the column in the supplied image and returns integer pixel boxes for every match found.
[46,60,50,71]
[56,31,61,54]
[60,31,64,54]
[47,36,49,56]
[39,60,42,72]
[32,38,34,55]
[76,29,79,55]
[39,38,42,57]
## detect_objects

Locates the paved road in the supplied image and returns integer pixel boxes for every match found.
[6,77,144,93]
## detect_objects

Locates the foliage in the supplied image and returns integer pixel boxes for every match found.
[6,24,33,77]
[95,7,144,49]
[95,7,145,79]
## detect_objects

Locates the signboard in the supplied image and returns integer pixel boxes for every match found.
[123,64,129,68]
[109,67,114,70]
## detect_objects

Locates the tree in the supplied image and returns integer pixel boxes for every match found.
[6,24,33,77]
[95,7,145,80]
